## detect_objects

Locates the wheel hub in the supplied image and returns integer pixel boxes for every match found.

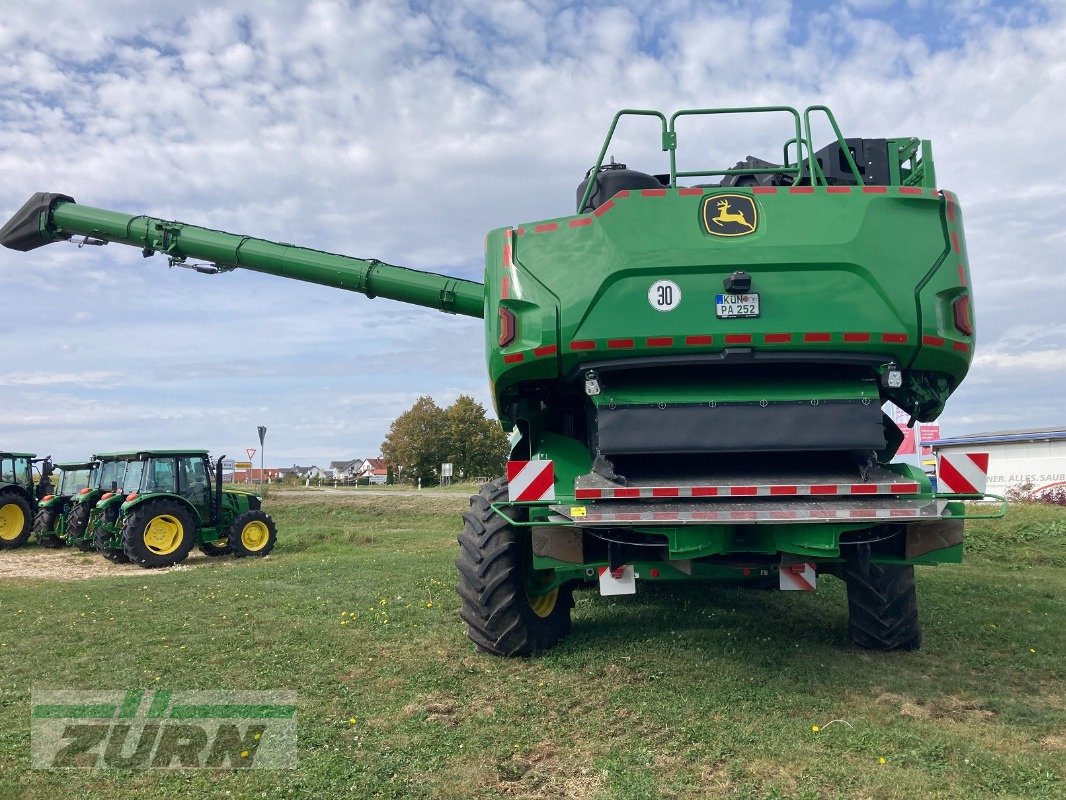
[0,503,25,540]
[143,514,184,555]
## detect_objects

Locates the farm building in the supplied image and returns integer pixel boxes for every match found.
[929,427,1066,496]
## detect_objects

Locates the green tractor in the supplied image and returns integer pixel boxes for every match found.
[65,453,134,551]
[0,452,39,548]
[33,460,95,547]
[89,450,276,569]
[3,104,1000,653]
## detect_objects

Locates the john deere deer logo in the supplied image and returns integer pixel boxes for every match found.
[702,194,758,237]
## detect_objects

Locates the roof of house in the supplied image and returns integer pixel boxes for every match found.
[928,426,1066,448]
[361,458,388,472]
[330,459,363,470]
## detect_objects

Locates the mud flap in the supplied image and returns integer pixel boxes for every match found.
[779,557,817,590]
[598,565,636,595]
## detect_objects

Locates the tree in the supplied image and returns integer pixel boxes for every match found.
[380,395,509,485]
[380,396,447,485]
[444,395,509,480]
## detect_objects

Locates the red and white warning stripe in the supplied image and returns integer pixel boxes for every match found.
[507,460,556,502]
[562,503,939,525]
[574,481,919,500]
[780,561,816,591]
[936,452,989,495]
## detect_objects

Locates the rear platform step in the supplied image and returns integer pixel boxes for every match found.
[574,465,920,500]
[552,497,941,526]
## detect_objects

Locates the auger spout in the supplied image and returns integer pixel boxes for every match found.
[0,193,485,318]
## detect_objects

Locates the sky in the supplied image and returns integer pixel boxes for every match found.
[1,0,1064,467]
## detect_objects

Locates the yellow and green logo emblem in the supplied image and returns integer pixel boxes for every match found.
[702,194,758,237]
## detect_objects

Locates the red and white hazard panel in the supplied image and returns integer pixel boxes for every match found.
[779,560,817,591]
[507,460,556,502]
[598,565,637,595]
[937,452,989,495]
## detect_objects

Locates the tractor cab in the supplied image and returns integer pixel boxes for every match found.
[32,460,95,548]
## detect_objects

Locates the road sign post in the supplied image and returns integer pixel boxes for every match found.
[258,426,267,493]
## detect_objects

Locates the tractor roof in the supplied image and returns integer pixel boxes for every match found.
[0,451,35,458]
[134,449,210,457]
[55,461,94,469]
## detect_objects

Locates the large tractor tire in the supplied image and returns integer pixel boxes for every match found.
[455,478,574,656]
[33,508,66,548]
[94,510,130,564]
[121,501,195,569]
[0,491,33,548]
[66,502,95,551]
[227,510,277,558]
[843,543,922,651]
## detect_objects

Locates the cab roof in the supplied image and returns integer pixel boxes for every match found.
[0,451,35,458]
[56,461,95,469]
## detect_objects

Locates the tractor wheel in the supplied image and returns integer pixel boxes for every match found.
[455,478,574,656]
[843,543,922,651]
[227,511,277,558]
[121,501,195,569]
[66,503,95,551]
[199,538,232,557]
[94,514,130,564]
[33,508,65,548]
[0,491,33,548]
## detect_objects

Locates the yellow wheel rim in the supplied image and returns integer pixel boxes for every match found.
[143,515,184,555]
[240,520,270,551]
[527,586,559,618]
[0,503,26,540]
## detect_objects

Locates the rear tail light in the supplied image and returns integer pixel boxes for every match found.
[953,294,973,336]
[498,306,516,347]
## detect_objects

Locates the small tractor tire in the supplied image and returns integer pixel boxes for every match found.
[121,501,196,569]
[33,508,65,548]
[843,543,922,651]
[66,503,95,551]
[94,514,130,564]
[455,478,574,656]
[0,491,33,548]
[227,510,277,558]
[199,538,232,557]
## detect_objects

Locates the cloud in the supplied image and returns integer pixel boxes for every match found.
[1,0,1064,463]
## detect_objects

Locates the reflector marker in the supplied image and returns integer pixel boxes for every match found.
[516,227,525,236]
[937,452,989,495]
[569,340,595,351]
[826,186,852,194]
[641,188,667,197]
[957,264,967,286]
[763,333,792,343]
[569,218,592,228]
[952,341,969,352]
[614,190,630,198]
[725,333,752,344]
[898,186,924,195]
[678,188,704,196]
[533,344,558,357]
[593,200,615,217]
[685,335,714,345]
[947,202,956,222]
[502,353,525,364]
[752,186,777,194]
[803,332,831,342]
[951,231,960,253]
[843,332,870,342]
[572,481,920,500]
[789,186,814,194]
[534,222,558,233]
[882,333,909,343]
[507,460,556,502]
[862,186,888,193]
[607,338,634,349]
[923,335,945,346]
[501,276,509,299]
[646,336,674,347]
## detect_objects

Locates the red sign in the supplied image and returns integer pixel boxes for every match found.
[919,425,941,442]
[896,424,916,455]
[246,448,257,460]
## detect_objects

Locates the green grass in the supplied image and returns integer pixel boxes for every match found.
[0,494,1063,799]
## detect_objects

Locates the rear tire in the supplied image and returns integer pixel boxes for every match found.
[455,478,574,656]
[121,501,195,569]
[33,508,65,548]
[843,544,922,651]
[227,510,277,558]
[66,502,95,551]
[0,491,33,548]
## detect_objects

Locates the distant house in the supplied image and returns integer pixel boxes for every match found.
[357,458,389,485]
[329,459,364,482]
[232,468,283,483]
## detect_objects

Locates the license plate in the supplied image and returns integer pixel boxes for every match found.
[715,292,760,318]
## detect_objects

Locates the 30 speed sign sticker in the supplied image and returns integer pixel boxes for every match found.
[648,279,681,311]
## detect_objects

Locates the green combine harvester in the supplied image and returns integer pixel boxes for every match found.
[88,450,275,568]
[33,460,94,547]
[2,105,999,653]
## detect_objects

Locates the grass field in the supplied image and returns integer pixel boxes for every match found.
[0,490,1063,799]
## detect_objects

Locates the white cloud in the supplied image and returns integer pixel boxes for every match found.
[1,0,1064,462]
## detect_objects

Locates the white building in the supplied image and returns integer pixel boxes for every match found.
[930,427,1066,496]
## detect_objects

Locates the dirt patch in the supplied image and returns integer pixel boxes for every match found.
[0,548,219,582]
[1040,734,1066,753]
[877,692,996,722]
